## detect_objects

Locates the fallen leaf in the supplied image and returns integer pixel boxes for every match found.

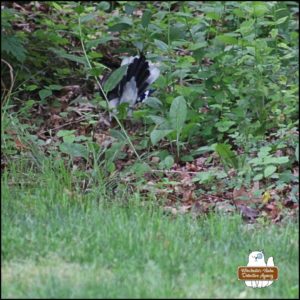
[262,191,271,204]
[14,138,27,150]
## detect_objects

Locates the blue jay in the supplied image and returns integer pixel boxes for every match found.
[107,55,160,116]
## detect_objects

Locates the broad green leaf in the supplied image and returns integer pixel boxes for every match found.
[81,13,97,23]
[89,68,103,77]
[274,16,288,25]
[264,165,277,177]
[233,8,244,17]
[263,156,289,165]
[172,69,189,79]
[97,1,110,11]
[215,143,238,170]
[39,89,52,100]
[181,155,194,162]
[74,5,84,14]
[154,39,169,51]
[49,84,63,90]
[215,120,235,132]
[86,37,116,49]
[239,19,255,35]
[131,162,151,176]
[252,2,269,17]
[50,48,88,66]
[206,11,221,20]
[103,65,128,93]
[216,34,238,45]
[148,115,167,126]
[249,157,263,166]
[189,42,208,50]
[57,130,76,137]
[52,2,62,10]
[192,171,215,183]
[144,97,163,109]
[258,146,272,156]
[216,171,228,179]
[270,28,278,39]
[192,145,215,155]
[169,96,187,133]
[74,135,89,142]
[106,161,115,173]
[59,143,88,160]
[1,35,27,62]
[25,84,38,91]
[253,173,263,181]
[159,155,174,170]
[125,3,136,14]
[109,23,131,32]
[150,129,173,145]
[278,42,290,49]
[174,12,192,17]
[63,134,76,144]
[141,10,152,28]
[109,129,127,141]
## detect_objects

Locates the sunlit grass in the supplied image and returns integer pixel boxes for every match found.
[1,162,298,298]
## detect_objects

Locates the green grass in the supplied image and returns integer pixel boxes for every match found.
[1,161,299,298]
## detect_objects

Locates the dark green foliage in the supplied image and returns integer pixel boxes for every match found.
[1,1,299,190]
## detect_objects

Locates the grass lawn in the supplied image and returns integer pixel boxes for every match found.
[1,162,299,298]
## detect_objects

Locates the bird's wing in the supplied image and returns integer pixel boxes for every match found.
[106,55,160,115]
[147,64,160,85]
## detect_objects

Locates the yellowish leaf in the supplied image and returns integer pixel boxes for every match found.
[262,191,271,204]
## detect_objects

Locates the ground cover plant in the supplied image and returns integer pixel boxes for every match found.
[1,1,299,298]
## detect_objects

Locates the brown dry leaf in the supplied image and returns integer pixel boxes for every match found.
[94,133,115,148]
[14,138,27,150]
[293,167,299,177]
[37,128,48,140]
[185,162,198,172]
[263,202,283,222]
[181,174,194,187]
[227,168,237,177]
[58,85,81,103]
[151,156,160,163]
[49,114,63,127]
[233,187,251,203]
[195,157,207,167]
[182,190,195,202]
[233,186,261,206]
[98,114,111,128]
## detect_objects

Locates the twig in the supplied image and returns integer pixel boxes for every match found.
[39,116,86,134]
[1,59,15,106]
[150,169,199,175]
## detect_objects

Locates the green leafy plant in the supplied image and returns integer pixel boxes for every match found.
[150,96,187,160]
[249,146,289,181]
[57,130,89,160]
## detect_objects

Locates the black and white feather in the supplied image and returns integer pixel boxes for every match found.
[106,55,160,114]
